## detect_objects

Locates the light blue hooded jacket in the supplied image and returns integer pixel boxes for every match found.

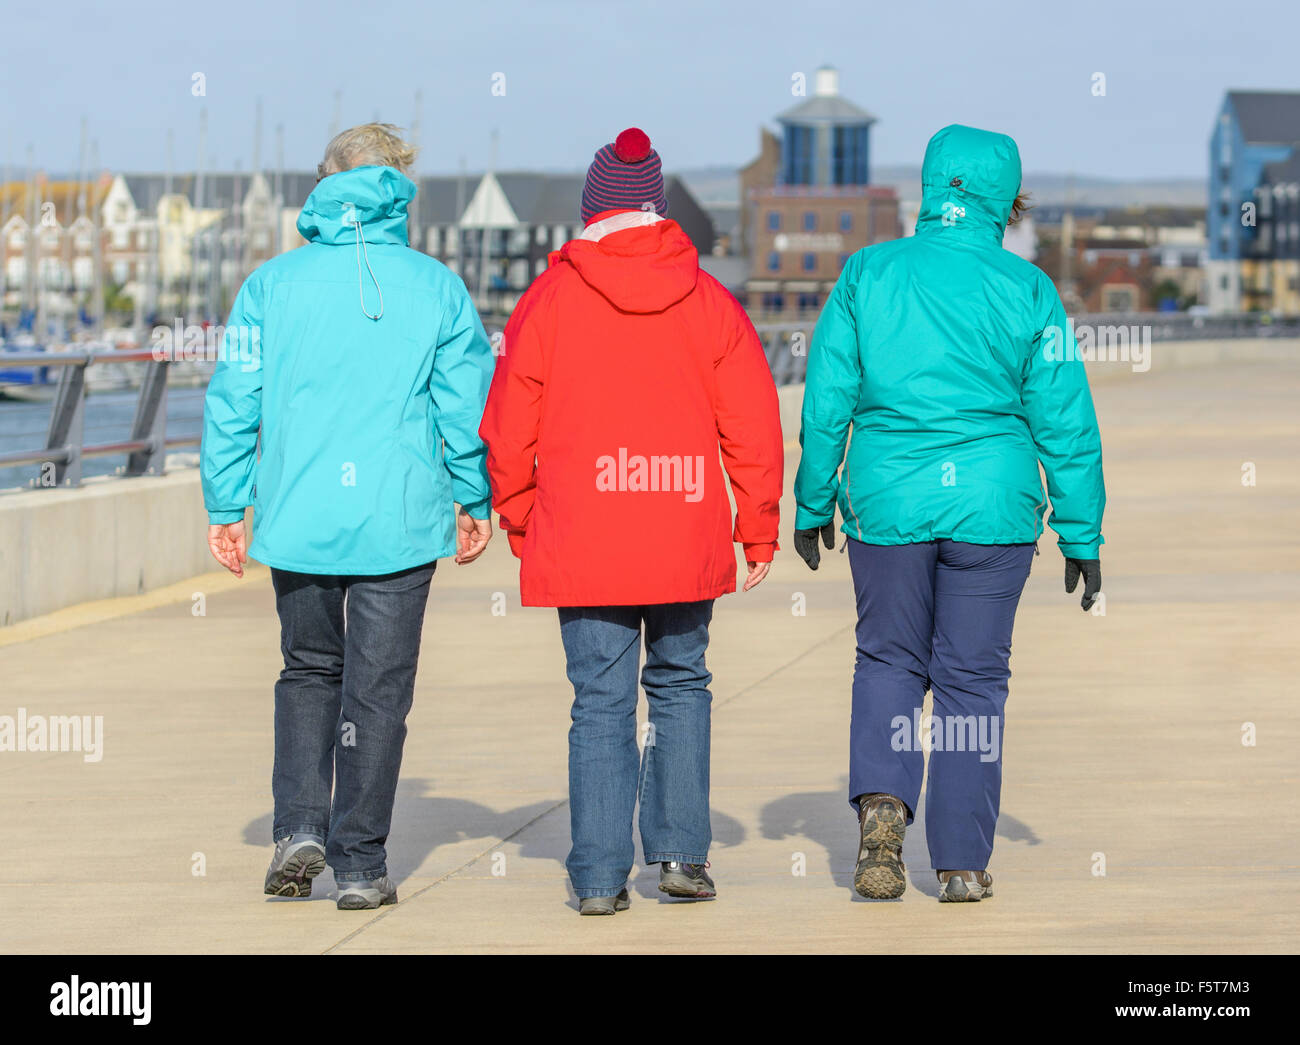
[201,165,494,574]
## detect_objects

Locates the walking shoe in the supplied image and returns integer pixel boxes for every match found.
[578,889,631,916]
[853,793,908,899]
[336,875,398,910]
[937,869,993,902]
[658,861,716,899]
[264,833,326,898]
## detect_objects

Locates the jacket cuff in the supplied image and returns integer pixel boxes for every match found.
[1059,540,1102,560]
[507,531,526,558]
[794,505,834,531]
[742,541,777,563]
[208,508,247,525]
[459,496,492,521]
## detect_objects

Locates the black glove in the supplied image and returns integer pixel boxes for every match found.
[1064,558,1102,611]
[794,522,836,571]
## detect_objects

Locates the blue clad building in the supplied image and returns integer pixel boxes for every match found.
[1207,90,1300,313]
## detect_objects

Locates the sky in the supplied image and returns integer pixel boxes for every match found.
[2,0,1297,180]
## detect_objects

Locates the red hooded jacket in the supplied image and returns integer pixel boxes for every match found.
[479,211,784,607]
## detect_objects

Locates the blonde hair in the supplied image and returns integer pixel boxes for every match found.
[317,123,417,180]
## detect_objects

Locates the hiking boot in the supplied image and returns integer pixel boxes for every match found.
[853,793,908,899]
[937,869,993,903]
[658,861,716,899]
[579,889,631,916]
[336,874,398,910]
[264,833,326,898]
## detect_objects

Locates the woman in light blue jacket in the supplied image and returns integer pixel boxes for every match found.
[201,123,494,911]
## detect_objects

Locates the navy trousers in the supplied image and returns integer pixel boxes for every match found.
[847,538,1034,870]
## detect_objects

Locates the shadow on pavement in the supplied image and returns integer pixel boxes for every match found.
[243,778,747,906]
[760,779,1040,900]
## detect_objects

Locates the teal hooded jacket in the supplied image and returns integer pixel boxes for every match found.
[201,165,494,574]
[794,125,1105,559]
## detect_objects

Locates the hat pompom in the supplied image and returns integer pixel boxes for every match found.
[613,127,652,164]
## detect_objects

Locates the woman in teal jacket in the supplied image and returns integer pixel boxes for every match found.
[201,124,495,911]
[793,124,1105,903]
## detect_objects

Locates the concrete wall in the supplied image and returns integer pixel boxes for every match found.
[1082,336,1300,381]
[0,469,217,626]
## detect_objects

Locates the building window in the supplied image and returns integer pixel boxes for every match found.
[536,225,548,245]
[767,251,780,272]
[832,125,870,186]
[535,257,548,276]
[797,293,821,313]
[781,125,815,185]
[802,252,816,272]
[803,212,816,232]
[839,211,852,233]
[761,292,785,313]
[838,254,850,270]
[767,211,781,232]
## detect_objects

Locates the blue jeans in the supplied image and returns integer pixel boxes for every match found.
[846,538,1034,871]
[270,562,435,881]
[558,601,714,898]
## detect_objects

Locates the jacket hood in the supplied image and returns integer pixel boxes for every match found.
[296,165,415,246]
[556,217,699,313]
[915,124,1021,245]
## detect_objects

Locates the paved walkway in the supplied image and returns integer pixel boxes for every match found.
[2,359,1298,953]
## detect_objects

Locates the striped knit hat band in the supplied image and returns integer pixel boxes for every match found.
[580,128,668,224]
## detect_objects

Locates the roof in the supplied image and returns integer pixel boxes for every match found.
[115,170,470,221]
[414,176,475,223]
[1227,91,1300,144]
[775,94,876,126]
[494,172,587,224]
[1261,150,1300,186]
[0,179,111,223]
[123,173,268,212]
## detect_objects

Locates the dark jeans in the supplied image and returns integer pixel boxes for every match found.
[846,538,1034,871]
[270,562,435,881]
[557,601,715,898]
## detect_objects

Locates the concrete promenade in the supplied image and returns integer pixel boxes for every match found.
[1,356,1297,953]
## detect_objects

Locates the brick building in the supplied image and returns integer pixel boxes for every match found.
[740,66,901,319]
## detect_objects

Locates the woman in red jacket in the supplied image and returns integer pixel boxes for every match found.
[480,128,784,915]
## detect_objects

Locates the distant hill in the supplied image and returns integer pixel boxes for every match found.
[674,165,1207,208]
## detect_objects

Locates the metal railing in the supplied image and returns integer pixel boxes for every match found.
[0,350,195,488]
[1,312,1296,490]
[751,313,1300,387]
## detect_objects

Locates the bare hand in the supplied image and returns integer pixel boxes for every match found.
[208,521,248,577]
[743,560,770,591]
[456,508,493,565]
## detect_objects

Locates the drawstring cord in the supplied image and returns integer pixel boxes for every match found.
[353,220,383,320]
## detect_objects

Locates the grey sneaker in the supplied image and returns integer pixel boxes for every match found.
[336,875,398,910]
[658,861,716,899]
[854,793,908,899]
[264,833,326,898]
[937,869,993,903]
[578,888,631,916]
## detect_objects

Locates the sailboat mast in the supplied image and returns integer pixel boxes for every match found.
[188,107,207,321]
[477,129,497,308]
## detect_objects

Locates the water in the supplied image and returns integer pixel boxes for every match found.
[0,387,207,492]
